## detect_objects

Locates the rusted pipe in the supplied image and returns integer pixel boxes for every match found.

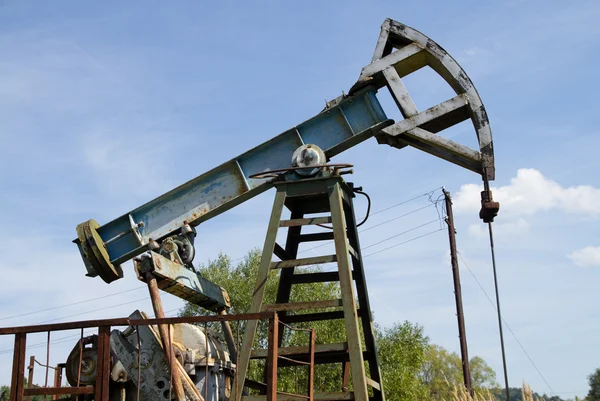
[143,271,186,401]
[218,310,238,362]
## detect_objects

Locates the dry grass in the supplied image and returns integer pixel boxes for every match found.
[446,384,496,401]
[444,382,540,401]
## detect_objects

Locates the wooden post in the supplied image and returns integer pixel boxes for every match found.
[443,189,473,396]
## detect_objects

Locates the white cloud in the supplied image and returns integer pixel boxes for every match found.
[454,168,600,218]
[568,246,600,267]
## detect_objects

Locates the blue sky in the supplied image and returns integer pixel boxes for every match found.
[0,1,599,399]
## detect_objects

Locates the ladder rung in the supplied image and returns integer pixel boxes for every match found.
[366,378,381,391]
[242,392,354,401]
[262,299,343,312]
[271,255,336,269]
[251,342,348,359]
[295,232,335,242]
[277,392,310,400]
[280,311,345,323]
[290,272,339,284]
[289,271,357,284]
[279,309,366,324]
[278,355,312,365]
[244,379,267,391]
[280,216,332,227]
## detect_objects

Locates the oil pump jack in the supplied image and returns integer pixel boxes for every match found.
[63,19,499,401]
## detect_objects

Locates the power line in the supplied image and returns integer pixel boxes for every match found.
[298,203,437,256]
[37,297,150,324]
[457,252,556,397]
[370,187,442,216]
[363,228,445,258]
[229,187,443,264]
[360,204,434,233]
[0,287,145,322]
[361,219,440,251]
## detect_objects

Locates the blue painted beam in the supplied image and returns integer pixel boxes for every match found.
[83,88,390,267]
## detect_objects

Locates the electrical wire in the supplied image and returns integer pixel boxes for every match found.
[361,219,440,251]
[299,203,436,256]
[228,186,443,264]
[362,228,445,258]
[0,287,145,322]
[354,190,371,227]
[317,187,372,229]
[37,297,150,324]
[370,187,442,216]
[457,252,556,397]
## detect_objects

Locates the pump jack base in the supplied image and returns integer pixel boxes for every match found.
[76,219,123,283]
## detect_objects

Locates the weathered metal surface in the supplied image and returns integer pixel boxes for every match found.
[2,312,286,401]
[23,387,94,396]
[65,336,99,386]
[479,189,500,223]
[399,127,482,174]
[328,181,370,401]
[75,89,388,275]
[110,312,175,401]
[279,216,332,228]
[75,219,124,283]
[270,255,337,269]
[261,300,343,313]
[0,313,275,337]
[135,252,230,311]
[355,18,495,181]
[342,182,384,401]
[0,318,130,335]
[9,333,26,401]
[95,325,111,401]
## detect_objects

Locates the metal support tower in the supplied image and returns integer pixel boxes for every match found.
[234,175,384,401]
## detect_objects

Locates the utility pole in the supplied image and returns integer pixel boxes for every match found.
[443,188,474,396]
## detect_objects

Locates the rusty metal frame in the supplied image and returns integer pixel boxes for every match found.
[2,312,279,401]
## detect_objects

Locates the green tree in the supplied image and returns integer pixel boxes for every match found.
[180,250,347,393]
[0,385,9,401]
[421,344,497,400]
[588,368,600,401]
[0,380,44,401]
[376,321,429,401]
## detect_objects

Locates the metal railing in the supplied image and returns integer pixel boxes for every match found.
[1,312,305,401]
[267,314,316,401]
